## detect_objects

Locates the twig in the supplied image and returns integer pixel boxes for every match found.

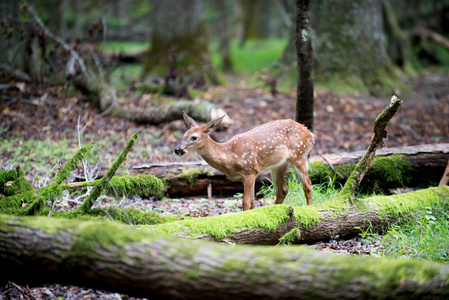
[314,149,345,179]
[76,132,139,214]
[24,1,88,75]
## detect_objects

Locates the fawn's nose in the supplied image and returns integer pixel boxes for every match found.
[174,147,185,156]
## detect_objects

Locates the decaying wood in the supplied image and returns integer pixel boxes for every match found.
[149,186,449,245]
[1,213,448,300]
[439,159,449,186]
[129,143,449,197]
[73,74,230,125]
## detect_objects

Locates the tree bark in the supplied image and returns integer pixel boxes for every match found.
[295,0,314,131]
[439,159,449,186]
[129,144,449,197]
[147,186,449,245]
[1,213,449,300]
[143,0,217,83]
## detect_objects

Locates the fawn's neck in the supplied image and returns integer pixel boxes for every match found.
[197,136,231,172]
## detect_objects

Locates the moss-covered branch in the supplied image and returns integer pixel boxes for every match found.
[1,213,448,299]
[76,132,138,214]
[20,143,94,216]
[337,95,402,200]
[62,175,166,199]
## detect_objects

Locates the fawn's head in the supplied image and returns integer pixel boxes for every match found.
[174,112,225,156]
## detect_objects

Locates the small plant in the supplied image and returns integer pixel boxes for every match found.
[258,172,341,206]
[380,205,449,263]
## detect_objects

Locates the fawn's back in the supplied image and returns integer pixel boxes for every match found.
[221,119,314,173]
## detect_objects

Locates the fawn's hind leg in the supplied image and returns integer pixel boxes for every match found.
[290,160,312,205]
[271,164,288,204]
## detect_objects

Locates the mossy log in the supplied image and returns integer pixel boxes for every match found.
[1,213,448,300]
[73,75,228,124]
[144,186,449,245]
[130,144,449,197]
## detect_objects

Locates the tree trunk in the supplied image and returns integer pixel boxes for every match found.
[129,144,449,197]
[1,213,449,300]
[280,0,398,96]
[295,0,314,131]
[143,0,217,83]
[213,1,233,72]
[146,186,449,245]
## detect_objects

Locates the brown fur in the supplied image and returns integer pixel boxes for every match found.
[174,113,314,210]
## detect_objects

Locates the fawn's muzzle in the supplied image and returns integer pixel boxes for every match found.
[174,147,186,156]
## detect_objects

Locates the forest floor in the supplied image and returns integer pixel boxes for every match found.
[1,72,449,299]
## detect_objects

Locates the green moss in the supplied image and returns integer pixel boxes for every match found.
[0,167,34,197]
[0,166,36,214]
[185,264,203,280]
[22,142,94,216]
[105,175,166,199]
[370,154,411,184]
[317,253,445,295]
[77,133,138,214]
[279,228,301,245]
[147,204,292,239]
[367,186,449,218]
[178,168,201,186]
[53,207,180,225]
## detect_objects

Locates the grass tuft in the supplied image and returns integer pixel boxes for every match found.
[380,204,449,263]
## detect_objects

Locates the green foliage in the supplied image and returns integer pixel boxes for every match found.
[380,204,449,263]
[258,171,341,206]
[210,38,287,74]
[1,137,74,173]
[100,41,150,55]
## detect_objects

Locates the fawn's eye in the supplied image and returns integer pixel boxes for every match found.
[191,136,198,141]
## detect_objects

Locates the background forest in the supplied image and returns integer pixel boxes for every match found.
[1,0,449,299]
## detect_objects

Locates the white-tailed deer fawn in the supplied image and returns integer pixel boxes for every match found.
[174,113,315,210]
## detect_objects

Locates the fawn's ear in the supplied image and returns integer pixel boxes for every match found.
[183,112,199,129]
[204,115,225,134]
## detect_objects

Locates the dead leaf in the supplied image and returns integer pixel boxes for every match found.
[87,117,94,127]
[15,82,26,93]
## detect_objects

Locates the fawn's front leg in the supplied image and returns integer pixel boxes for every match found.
[242,175,256,211]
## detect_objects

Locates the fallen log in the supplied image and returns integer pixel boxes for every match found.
[1,212,448,300]
[130,143,449,197]
[145,186,449,245]
[73,75,231,125]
